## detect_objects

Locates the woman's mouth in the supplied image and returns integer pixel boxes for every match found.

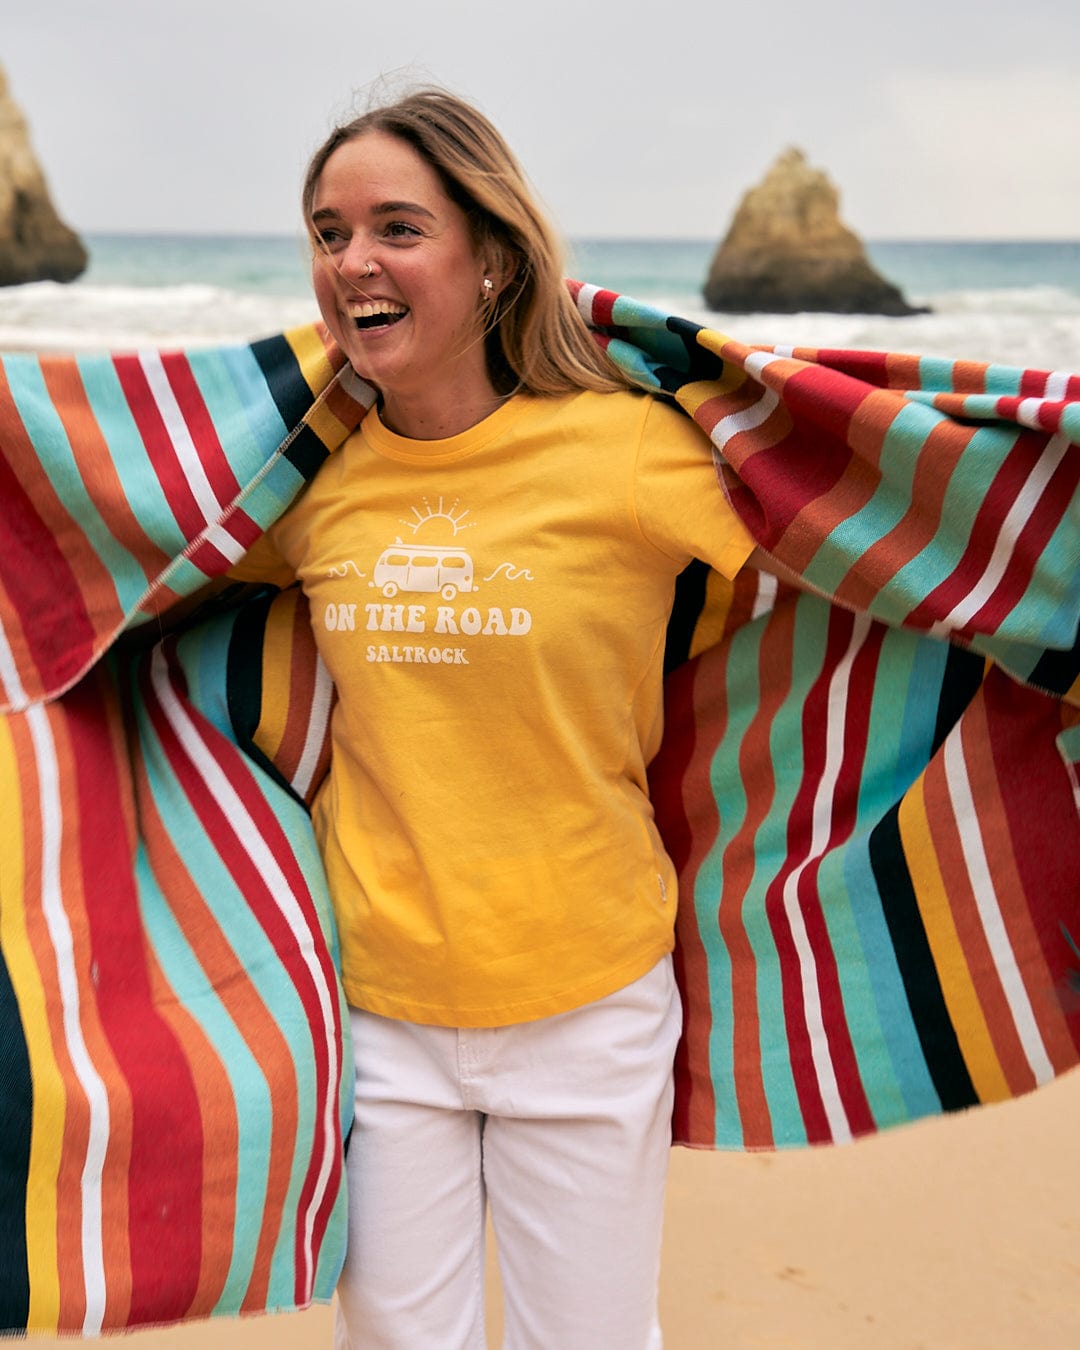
[348,300,408,331]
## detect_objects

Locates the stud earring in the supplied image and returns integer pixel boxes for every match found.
[482,277,494,301]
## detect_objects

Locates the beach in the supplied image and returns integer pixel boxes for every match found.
[25,1069,1079,1348]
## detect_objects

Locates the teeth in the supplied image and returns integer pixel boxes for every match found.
[348,301,407,319]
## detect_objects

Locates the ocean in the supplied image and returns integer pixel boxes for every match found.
[2,233,1079,372]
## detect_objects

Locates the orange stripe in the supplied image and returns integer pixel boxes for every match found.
[832,415,977,617]
[959,691,1076,1074]
[17,707,90,1329]
[132,753,299,1312]
[899,775,1011,1103]
[724,598,801,1147]
[921,733,1035,1096]
[40,360,173,585]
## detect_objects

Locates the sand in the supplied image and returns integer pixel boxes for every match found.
[27,1069,1079,1348]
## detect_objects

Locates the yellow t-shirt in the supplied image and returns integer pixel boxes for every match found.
[232,388,753,1026]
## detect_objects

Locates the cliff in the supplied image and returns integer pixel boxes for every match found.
[0,66,88,286]
[703,148,925,316]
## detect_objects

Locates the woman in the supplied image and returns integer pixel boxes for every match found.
[231,87,764,1348]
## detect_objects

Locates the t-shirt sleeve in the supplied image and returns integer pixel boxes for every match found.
[632,397,755,578]
[227,525,296,588]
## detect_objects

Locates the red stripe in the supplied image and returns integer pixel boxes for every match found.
[652,653,718,1144]
[144,641,343,1296]
[111,356,208,543]
[766,608,880,1142]
[727,364,870,547]
[0,368,100,695]
[788,617,882,1139]
[907,427,1080,640]
[984,671,1080,1062]
[65,671,204,1325]
[588,287,619,328]
[159,353,243,505]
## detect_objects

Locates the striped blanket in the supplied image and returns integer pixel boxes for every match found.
[2,287,1078,1333]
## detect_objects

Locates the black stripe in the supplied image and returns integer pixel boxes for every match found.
[666,315,726,382]
[0,943,31,1330]
[665,559,710,674]
[869,805,979,1112]
[932,644,986,756]
[1026,621,1080,698]
[248,336,339,481]
[249,333,317,428]
[225,587,310,808]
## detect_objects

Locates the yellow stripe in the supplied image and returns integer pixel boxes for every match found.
[689,569,737,661]
[281,326,358,452]
[253,591,301,766]
[0,718,64,1330]
[898,778,1011,1103]
[283,324,336,396]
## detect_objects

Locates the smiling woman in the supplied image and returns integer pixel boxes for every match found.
[306,131,502,438]
[222,83,763,1350]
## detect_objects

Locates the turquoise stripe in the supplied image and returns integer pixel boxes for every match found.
[132,844,270,1309]
[803,400,938,598]
[132,672,332,1309]
[821,633,946,1128]
[77,355,194,558]
[186,346,287,490]
[982,364,1026,396]
[5,358,155,614]
[173,611,350,1301]
[916,356,957,393]
[838,845,941,1124]
[604,337,661,391]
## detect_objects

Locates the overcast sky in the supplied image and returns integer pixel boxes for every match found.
[6,0,1079,243]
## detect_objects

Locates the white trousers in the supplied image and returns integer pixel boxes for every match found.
[334,956,681,1350]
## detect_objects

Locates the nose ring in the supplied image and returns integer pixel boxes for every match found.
[363,262,375,277]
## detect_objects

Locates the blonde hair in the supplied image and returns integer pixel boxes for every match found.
[301,87,635,397]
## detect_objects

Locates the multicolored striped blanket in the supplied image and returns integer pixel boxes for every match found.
[2,287,1078,1334]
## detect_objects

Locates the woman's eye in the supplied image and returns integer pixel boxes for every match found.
[314,228,347,252]
[385,221,422,240]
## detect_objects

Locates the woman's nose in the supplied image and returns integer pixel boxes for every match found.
[339,237,378,282]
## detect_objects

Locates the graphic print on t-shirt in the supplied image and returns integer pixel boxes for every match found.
[322,494,533,666]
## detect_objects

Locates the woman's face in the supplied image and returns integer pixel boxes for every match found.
[309,130,496,430]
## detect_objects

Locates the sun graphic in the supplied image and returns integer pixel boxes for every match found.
[402,496,474,536]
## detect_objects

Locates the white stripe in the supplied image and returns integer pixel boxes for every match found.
[138,351,224,524]
[1015,396,1045,430]
[574,283,601,325]
[0,614,28,712]
[1045,371,1070,401]
[751,569,779,620]
[929,431,1070,639]
[151,648,340,1294]
[780,613,873,1144]
[26,704,110,1334]
[291,655,334,801]
[198,520,248,566]
[710,384,780,454]
[336,365,378,407]
[744,350,785,380]
[943,732,1056,1084]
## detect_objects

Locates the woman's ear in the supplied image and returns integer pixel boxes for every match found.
[480,241,518,300]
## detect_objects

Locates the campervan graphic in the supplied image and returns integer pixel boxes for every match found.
[372,545,476,600]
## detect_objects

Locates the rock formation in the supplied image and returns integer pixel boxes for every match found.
[0,66,87,286]
[703,147,925,316]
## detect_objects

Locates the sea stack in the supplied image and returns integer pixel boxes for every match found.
[0,65,88,286]
[703,147,925,316]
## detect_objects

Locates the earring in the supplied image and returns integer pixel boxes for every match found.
[482,277,494,301]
